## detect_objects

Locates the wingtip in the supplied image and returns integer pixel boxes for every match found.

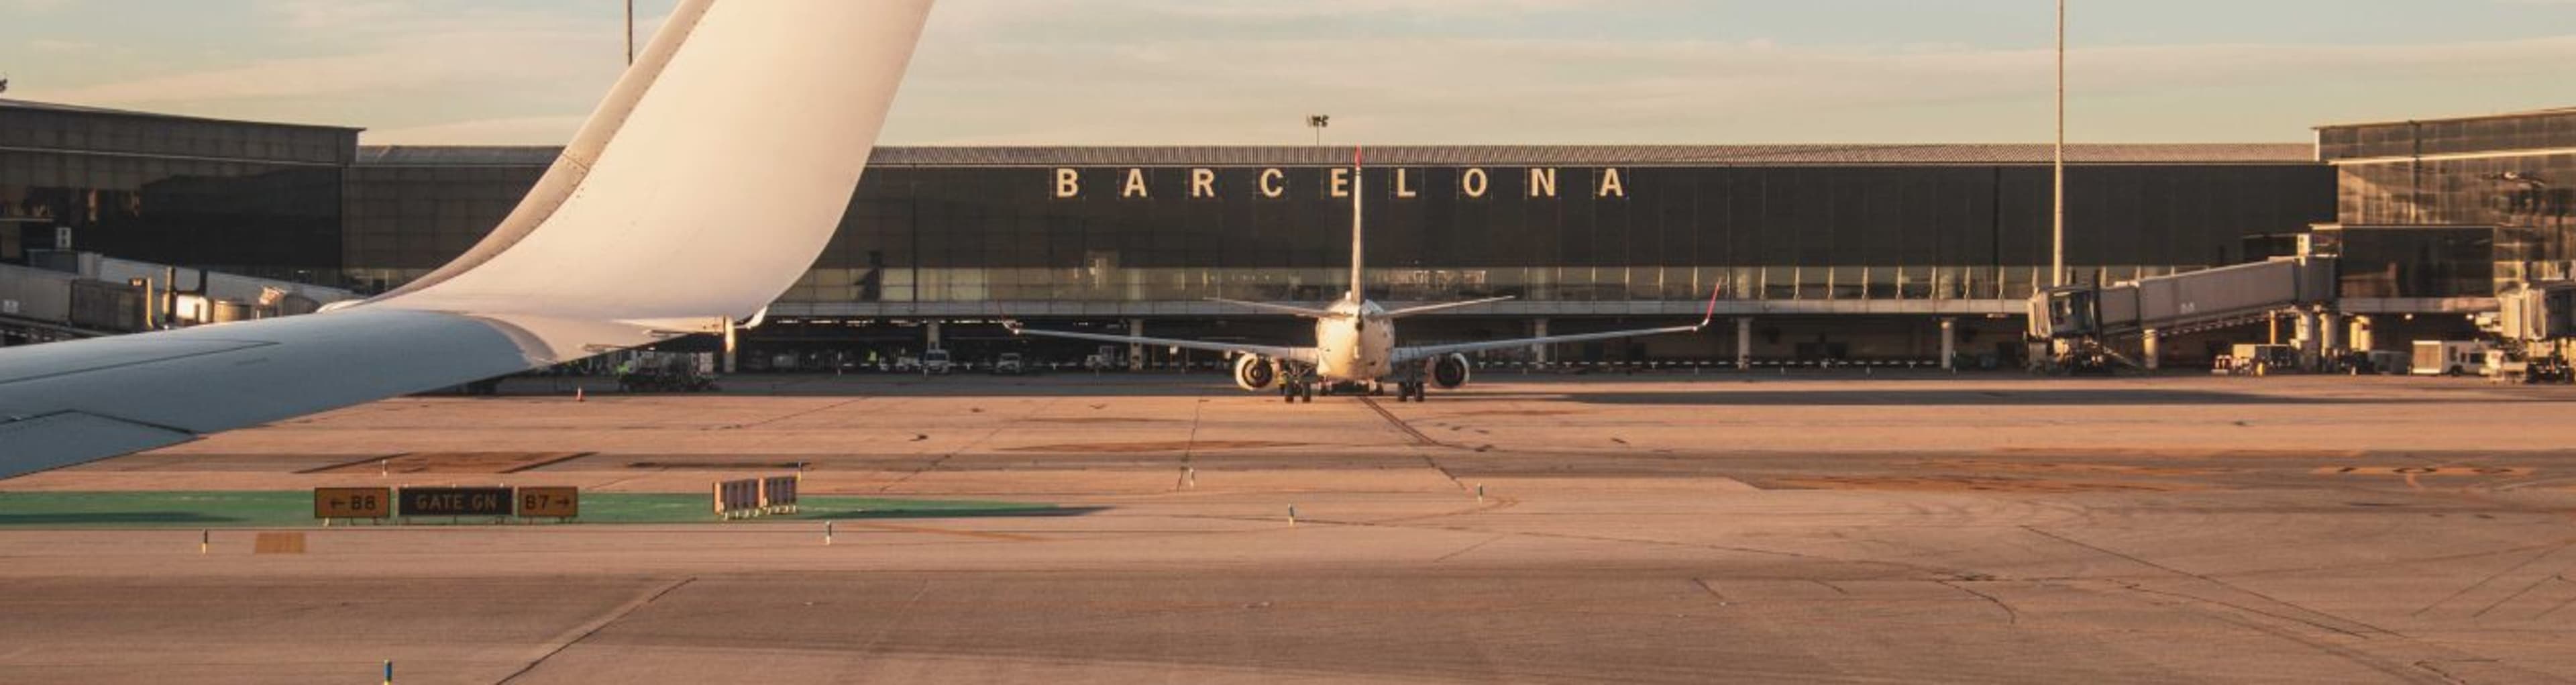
[1697,284,1721,329]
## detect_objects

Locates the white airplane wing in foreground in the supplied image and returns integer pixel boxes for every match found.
[0,0,933,478]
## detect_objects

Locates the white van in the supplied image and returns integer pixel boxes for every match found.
[2411,340,2489,376]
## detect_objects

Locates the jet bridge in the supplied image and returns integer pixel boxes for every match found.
[2029,256,2339,370]
[2483,280,2576,382]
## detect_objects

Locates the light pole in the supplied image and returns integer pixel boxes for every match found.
[625,0,636,65]
[2052,0,2066,288]
[1307,115,1330,146]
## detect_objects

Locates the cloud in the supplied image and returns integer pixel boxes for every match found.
[8,1,2573,146]
[11,2,642,142]
[879,7,2576,145]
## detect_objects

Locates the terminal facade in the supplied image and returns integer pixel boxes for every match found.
[11,97,2571,369]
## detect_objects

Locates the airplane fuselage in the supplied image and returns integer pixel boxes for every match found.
[1313,298,1397,382]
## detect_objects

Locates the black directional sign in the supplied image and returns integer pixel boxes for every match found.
[398,486,514,517]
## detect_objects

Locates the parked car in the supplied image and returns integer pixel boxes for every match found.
[991,352,1028,375]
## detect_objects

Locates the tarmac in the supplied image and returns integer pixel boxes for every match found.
[4,370,2575,683]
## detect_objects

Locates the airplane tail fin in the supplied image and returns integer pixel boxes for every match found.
[377,0,932,324]
[1348,146,1365,301]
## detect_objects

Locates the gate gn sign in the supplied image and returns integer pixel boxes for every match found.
[398,486,513,517]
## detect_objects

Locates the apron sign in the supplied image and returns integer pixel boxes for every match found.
[398,486,513,517]
[313,487,393,519]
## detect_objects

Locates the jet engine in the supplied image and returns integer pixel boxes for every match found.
[1233,354,1277,391]
[1430,354,1471,389]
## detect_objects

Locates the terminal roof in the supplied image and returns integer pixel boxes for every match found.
[0,98,362,132]
[358,143,2315,168]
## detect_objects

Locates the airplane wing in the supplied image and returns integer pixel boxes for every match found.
[1391,322,1707,364]
[1391,287,1719,364]
[1381,296,1514,318]
[0,0,932,478]
[1202,298,1338,319]
[1010,325,1316,364]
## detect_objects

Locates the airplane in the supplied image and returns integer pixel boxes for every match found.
[1010,149,1718,403]
[0,0,932,478]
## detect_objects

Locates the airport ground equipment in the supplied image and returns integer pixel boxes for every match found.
[2029,256,2339,372]
[2478,281,2576,383]
[618,352,719,392]
[713,475,800,519]
[2412,340,2492,377]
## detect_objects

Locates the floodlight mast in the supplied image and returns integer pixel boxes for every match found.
[2053,0,2066,288]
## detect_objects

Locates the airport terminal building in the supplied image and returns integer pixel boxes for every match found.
[342,143,2335,368]
[9,97,2571,368]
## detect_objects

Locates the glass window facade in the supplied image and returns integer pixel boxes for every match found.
[0,106,353,282]
[233,142,2341,305]
[2320,110,2576,294]
[342,164,545,293]
[775,162,2330,305]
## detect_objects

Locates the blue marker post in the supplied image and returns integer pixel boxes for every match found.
[382,660,392,684]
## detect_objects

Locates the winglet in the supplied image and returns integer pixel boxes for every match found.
[1696,284,1721,329]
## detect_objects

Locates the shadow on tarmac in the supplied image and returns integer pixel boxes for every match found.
[0,511,237,525]
[804,505,1107,521]
[1562,388,2562,406]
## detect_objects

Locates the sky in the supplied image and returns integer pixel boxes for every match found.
[1,0,2571,146]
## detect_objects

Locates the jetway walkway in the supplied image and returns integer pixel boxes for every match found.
[0,251,360,346]
[2029,256,2339,370]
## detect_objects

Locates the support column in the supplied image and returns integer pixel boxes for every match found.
[1531,318,1550,364]
[2320,311,2342,356]
[2142,329,2161,371]
[721,317,739,374]
[926,320,943,351]
[2308,310,2328,366]
[1938,317,1957,371]
[1735,317,1754,370]
[2350,315,2374,352]
[1127,318,1144,372]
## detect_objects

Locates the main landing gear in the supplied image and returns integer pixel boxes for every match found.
[1389,379,1429,403]
[1279,378,1316,403]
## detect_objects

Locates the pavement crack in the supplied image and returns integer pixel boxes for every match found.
[496,576,694,684]
[1936,580,2019,625]
[2024,525,2400,639]
[1692,578,1729,603]
[729,397,869,431]
[1358,396,1444,449]
[2416,541,2567,617]
[1431,534,1506,564]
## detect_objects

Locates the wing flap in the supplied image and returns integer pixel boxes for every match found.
[0,413,197,478]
